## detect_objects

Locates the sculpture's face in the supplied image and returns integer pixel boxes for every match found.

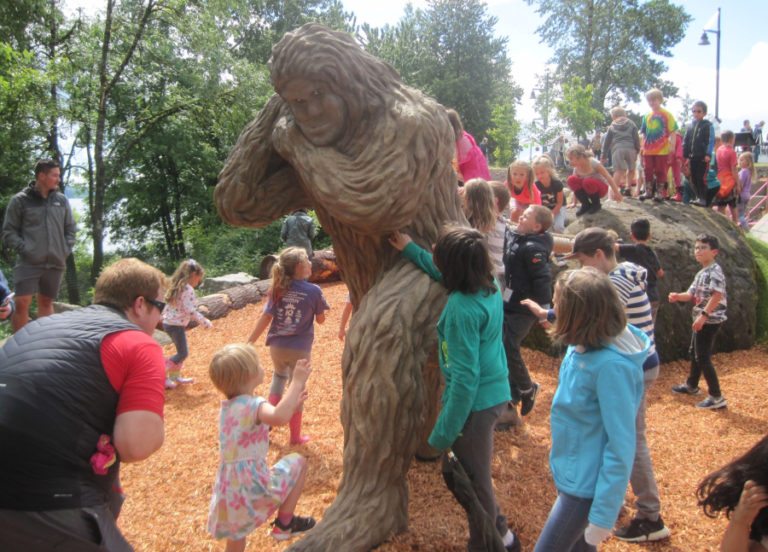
[280,78,347,147]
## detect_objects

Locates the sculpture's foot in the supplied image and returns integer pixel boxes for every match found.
[287,483,408,551]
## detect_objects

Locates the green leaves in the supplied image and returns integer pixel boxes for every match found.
[360,0,519,140]
[527,0,691,111]
[555,76,603,141]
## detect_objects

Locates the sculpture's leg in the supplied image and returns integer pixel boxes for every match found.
[288,261,446,551]
[415,354,442,461]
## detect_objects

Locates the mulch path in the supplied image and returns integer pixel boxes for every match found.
[119,280,768,551]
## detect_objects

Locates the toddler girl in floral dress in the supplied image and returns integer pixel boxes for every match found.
[207,343,315,552]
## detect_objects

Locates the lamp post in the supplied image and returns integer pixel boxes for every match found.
[699,7,721,122]
[530,71,551,129]
[528,118,545,162]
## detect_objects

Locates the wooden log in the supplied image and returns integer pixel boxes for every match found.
[310,248,341,283]
[220,283,264,310]
[195,293,232,322]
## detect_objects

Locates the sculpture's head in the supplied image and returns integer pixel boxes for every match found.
[270,23,402,150]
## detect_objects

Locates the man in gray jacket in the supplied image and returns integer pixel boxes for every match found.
[2,159,76,331]
[280,208,316,259]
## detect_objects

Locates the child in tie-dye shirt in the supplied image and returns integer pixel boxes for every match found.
[640,88,678,202]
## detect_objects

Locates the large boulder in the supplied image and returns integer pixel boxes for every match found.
[199,272,259,294]
[535,199,757,361]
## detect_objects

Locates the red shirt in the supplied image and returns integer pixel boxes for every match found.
[716,145,738,175]
[101,330,165,417]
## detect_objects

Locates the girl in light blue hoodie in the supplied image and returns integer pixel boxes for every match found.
[534,268,647,552]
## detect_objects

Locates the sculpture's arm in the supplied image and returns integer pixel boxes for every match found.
[215,95,311,228]
[272,104,452,235]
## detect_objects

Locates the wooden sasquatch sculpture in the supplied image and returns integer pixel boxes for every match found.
[215,23,466,551]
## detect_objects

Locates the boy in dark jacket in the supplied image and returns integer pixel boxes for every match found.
[496,205,554,429]
[682,101,714,207]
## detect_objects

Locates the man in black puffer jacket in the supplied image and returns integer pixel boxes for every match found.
[0,258,168,552]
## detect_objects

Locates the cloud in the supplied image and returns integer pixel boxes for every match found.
[659,41,768,131]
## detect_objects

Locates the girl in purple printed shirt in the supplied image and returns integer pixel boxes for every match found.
[162,259,212,388]
[247,247,329,444]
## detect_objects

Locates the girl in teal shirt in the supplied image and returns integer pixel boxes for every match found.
[390,227,518,552]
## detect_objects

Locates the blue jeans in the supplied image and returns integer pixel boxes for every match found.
[163,323,188,364]
[534,491,595,552]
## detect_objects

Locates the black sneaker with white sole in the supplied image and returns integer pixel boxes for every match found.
[614,516,671,542]
[520,382,541,416]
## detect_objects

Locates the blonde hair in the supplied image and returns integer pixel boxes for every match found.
[209,343,263,399]
[489,180,511,212]
[610,106,627,119]
[94,258,168,311]
[532,155,559,185]
[462,178,496,234]
[739,151,757,182]
[507,160,535,199]
[446,108,463,140]
[566,144,590,160]
[166,259,205,306]
[645,88,664,102]
[269,246,309,303]
[549,268,626,348]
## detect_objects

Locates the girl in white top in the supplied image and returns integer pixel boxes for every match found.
[162,259,212,388]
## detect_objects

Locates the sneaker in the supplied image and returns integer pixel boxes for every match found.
[671,383,700,395]
[164,377,178,389]
[505,531,522,552]
[271,515,316,541]
[175,376,195,384]
[614,516,670,542]
[696,396,727,410]
[520,382,541,416]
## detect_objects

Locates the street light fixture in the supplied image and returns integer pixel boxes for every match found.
[699,7,721,122]
[530,71,552,129]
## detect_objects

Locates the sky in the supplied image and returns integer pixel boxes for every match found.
[341,0,768,136]
[63,0,767,136]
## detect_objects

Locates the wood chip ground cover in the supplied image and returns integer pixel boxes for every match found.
[120,280,768,551]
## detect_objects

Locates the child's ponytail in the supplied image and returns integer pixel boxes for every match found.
[268,247,308,304]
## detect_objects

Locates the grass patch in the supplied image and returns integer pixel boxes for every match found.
[746,234,768,342]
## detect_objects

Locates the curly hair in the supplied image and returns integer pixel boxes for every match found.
[697,433,768,540]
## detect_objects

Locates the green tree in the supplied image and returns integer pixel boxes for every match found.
[487,100,520,166]
[232,0,354,64]
[526,0,691,111]
[363,0,519,139]
[555,77,602,142]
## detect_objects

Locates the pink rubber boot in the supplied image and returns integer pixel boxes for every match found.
[289,411,309,445]
[175,361,194,385]
[164,359,178,389]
